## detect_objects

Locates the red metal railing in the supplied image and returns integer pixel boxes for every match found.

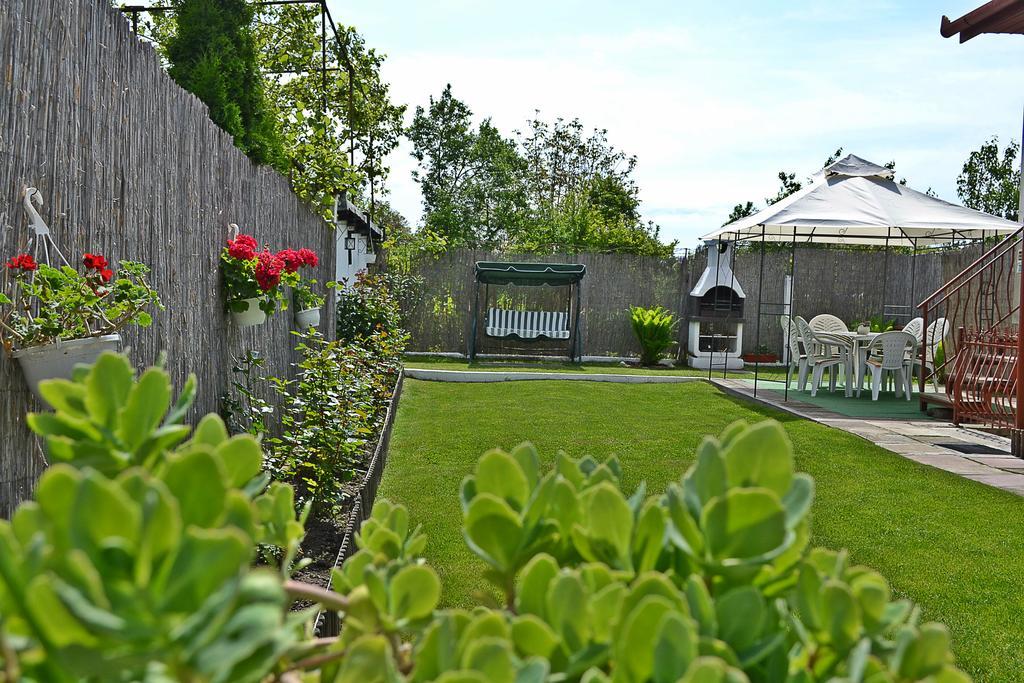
[918,226,1024,446]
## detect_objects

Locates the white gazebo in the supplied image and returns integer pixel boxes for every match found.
[698,154,1021,400]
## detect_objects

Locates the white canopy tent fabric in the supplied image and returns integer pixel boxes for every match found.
[702,154,1021,246]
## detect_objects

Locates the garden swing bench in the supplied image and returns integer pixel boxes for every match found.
[468,261,586,362]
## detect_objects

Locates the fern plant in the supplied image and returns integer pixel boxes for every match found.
[630,305,678,365]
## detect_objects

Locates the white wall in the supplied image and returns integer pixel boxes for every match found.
[335,222,377,288]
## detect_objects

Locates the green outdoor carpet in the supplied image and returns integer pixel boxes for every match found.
[744,379,935,419]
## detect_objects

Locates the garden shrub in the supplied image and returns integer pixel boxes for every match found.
[224,326,404,520]
[630,305,678,365]
[336,271,411,345]
[0,353,969,682]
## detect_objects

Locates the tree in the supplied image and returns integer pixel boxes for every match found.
[165,0,284,168]
[407,85,530,248]
[957,136,1021,219]
[255,6,406,218]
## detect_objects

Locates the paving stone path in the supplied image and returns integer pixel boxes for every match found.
[713,379,1024,497]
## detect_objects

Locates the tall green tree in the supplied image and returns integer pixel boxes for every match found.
[165,0,284,168]
[407,85,530,248]
[957,136,1021,219]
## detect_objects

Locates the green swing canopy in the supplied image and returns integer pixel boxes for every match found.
[474,261,586,287]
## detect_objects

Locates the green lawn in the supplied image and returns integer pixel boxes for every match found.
[380,379,1024,682]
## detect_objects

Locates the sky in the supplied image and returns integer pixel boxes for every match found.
[330,0,1024,250]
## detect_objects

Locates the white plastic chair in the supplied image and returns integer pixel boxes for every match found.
[780,316,808,390]
[902,317,924,344]
[914,317,950,391]
[859,331,916,401]
[809,314,849,334]
[795,316,852,397]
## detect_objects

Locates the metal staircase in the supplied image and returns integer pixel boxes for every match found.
[918,227,1024,454]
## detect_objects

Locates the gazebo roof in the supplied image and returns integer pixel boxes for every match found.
[702,155,1020,247]
[474,261,586,286]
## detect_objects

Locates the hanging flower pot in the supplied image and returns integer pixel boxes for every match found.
[1,249,160,403]
[13,334,121,400]
[295,307,321,328]
[230,297,269,328]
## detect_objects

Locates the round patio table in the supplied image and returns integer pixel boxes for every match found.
[828,331,880,397]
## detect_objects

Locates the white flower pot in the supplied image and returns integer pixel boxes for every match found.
[13,334,121,402]
[295,307,321,328]
[857,325,871,335]
[231,297,267,327]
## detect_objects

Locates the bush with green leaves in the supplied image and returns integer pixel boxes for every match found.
[336,271,410,346]
[330,421,970,683]
[224,328,404,519]
[630,305,678,365]
[0,354,969,682]
[0,353,310,681]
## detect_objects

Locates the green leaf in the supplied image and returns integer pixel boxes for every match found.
[475,449,530,510]
[516,553,558,618]
[464,494,523,574]
[214,435,264,488]
[117,366,171,452]
[715,586,765,652]
[822,579,861,651]
[781,474,814,529]
[192,413,229,446]
[389,565,441,621]
[84,352,135,429]
[461,637,515,683]
[615,595,676,683]
[336,634,403,683]
[899,623,952,679]
[511,614,559,659]
[546,572,589,651]
[701,488,787,561]
[160,449,227,528]
[653,611,697,683]
[572,482,633,569]
[721,421,794,496]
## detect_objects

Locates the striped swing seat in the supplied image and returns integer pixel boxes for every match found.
[485,308,570,340]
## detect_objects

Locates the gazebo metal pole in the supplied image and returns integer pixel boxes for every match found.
[785,230,798,402]
[724,231,739,379]
[881,227,891,318]
[910,238,918,319]
[753,225,766,397]
[708,238,723,382]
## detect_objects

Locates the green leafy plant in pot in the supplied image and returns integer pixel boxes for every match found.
[278,247,323,328]
[0,252,160,399]
[630,305,678,365]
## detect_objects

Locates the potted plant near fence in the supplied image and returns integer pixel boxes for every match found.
[742,344,778,364]
[278,247,321,328]
[221,233,286,327]
[0,252,161,399]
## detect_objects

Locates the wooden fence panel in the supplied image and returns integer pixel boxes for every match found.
[0,0,337,515]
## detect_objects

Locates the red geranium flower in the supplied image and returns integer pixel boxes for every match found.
[255,250,285,292]
[298,248,318,268]
[6,253,37,272]
[100,268,114,283]
[83,253,109,271]
[227,234,258,261]
[277,248,304,274]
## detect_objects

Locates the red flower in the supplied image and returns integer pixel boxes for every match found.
[83,253,109,271]
[298,248,318,268]
[227,234,258,261]
[100,268,113,283]
[6,253,37,272]
[255,250,285,292]
[277,248,304,274]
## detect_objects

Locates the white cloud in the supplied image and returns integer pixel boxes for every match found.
[366,6,1024,248]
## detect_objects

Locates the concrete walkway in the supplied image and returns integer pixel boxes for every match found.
[713,379,1024,497]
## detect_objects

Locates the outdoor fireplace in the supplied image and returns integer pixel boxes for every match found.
[687,240,745,370]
